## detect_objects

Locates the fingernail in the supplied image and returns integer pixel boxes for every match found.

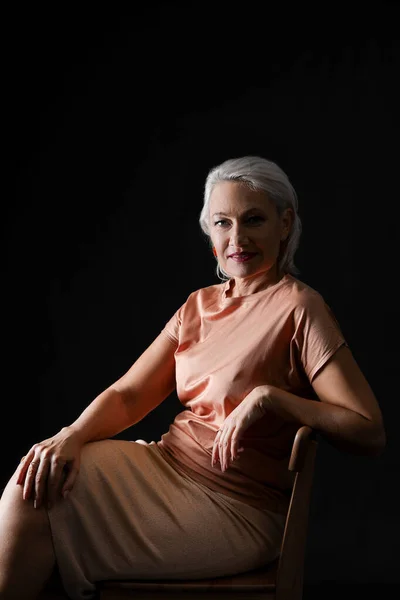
[34,500,37,509]
[63,490,69,499]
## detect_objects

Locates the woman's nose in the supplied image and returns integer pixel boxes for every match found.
[229,224,249,246]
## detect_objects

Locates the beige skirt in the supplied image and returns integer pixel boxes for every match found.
[48,439,286,600]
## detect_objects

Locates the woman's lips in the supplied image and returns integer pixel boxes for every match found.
[228,253,257,263]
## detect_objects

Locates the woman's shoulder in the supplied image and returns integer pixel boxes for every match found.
[185,281,225,302]
[281,274,328,310]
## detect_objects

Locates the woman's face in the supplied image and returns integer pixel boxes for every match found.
[209,181,293,280]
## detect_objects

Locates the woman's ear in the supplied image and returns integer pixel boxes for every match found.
[280,208,294,241]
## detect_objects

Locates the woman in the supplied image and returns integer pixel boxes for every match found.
[0,156,386,600]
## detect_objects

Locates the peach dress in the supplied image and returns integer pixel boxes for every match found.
[47,274,346,599]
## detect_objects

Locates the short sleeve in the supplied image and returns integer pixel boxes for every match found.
[161,302,186,344]
[293,292,348,383]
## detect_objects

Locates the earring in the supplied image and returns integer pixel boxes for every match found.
[212,247,217,257]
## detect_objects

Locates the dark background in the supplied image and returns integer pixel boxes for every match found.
[4,1,400,591]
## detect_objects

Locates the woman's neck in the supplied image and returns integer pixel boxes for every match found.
[226,269,285,298]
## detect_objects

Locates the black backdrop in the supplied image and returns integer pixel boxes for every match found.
[4,1,400,588]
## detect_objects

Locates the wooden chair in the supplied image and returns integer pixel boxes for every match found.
[96,425,318,600]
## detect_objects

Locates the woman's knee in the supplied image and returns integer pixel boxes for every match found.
[0,468,50,534]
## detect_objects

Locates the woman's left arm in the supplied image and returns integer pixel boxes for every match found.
[263,345,386,457]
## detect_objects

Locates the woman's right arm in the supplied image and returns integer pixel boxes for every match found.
[17,331,178,508]
[67,330,178,443]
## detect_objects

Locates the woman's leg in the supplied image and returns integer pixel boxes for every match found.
[0,468,55,600]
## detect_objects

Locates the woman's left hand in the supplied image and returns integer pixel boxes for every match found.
[212,386,268,471]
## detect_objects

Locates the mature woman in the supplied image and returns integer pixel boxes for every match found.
[0,156,386,600]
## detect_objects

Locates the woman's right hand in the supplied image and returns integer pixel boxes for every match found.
[16,426,85,509]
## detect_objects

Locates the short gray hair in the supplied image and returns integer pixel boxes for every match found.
[199,155,302,280]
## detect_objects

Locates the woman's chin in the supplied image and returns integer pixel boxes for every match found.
[223,262,277,282]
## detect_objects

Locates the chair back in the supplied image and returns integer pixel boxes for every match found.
[275,424,318,600]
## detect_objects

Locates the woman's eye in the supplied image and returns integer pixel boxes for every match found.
[213,216,264,227]
[247,215,264,224]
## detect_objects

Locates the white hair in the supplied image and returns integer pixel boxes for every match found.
[199,155,302,280]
